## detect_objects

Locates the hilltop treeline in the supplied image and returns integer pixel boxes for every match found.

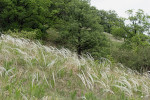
[0,0,150,72]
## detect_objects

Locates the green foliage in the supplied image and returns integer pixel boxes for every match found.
[111,26,127,40]
[125,9,150,35]
[0,0,110,58]
[0,0,57,39]
[99,10,124,33]
[112,45,150,72]
[118,9,150,42]
[52,0,109,58]
[109,9,150,72]
[122,34,149,50]
[85,92,98,100]
[70,91,77,100]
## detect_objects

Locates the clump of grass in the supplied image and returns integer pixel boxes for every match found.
[0,34,150,100]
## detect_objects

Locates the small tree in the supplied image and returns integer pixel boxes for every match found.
[126,9,150,35]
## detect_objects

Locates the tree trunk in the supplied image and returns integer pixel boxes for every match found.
[77,29,82,58]
[77,44,81,56]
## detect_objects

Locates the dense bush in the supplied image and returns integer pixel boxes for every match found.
[112,46,150,72]
[0,0,56,39]
[111,26,127,40]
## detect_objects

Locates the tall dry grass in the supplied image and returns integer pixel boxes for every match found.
[0,34,150,100]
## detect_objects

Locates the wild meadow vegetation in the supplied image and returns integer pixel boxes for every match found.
[0,0,150,99]
[0,34,150,100]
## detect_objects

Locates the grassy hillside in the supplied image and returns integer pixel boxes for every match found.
[0,34,150,100]
[104,32,124,43]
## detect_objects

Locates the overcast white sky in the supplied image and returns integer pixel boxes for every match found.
[91,0,150,18]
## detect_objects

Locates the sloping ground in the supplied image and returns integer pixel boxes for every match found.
[0,35,150,100]
[104,32,124,43]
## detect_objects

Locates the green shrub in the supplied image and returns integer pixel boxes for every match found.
[111,26,127,40]
[111,46,150,72]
